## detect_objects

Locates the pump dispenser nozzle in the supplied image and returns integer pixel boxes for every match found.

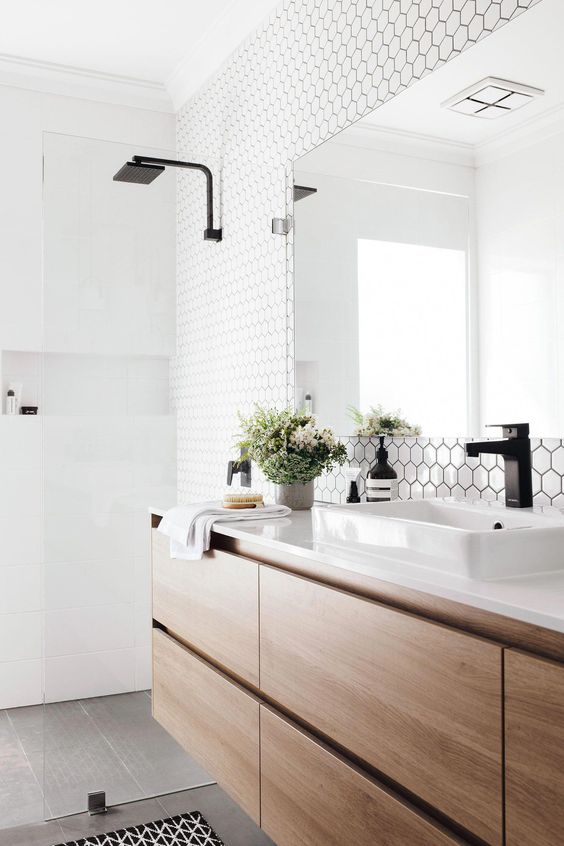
[344,466,361,503]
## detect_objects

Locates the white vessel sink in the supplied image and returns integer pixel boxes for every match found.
[312,498,564,580]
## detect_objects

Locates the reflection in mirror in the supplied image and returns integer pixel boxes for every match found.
[294,0,564,438]
[295,157,470,436]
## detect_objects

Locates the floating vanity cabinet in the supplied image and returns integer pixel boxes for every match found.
[152,629,261,822]
[152,528,259,685]
[151,515,564,846]
[505,650,564,846]
[260,566,503,846]
[260,707,463,846]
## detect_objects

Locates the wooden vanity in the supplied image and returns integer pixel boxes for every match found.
[150,514,564,846]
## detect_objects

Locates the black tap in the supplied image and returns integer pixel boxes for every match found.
[227,448,252,488]
[465,423,532,508]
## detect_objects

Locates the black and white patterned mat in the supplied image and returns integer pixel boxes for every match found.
[52,811,225,846]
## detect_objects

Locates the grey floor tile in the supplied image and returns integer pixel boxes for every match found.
[7,700,100,755]
[0,820,63,846]
[4,704,45,755]
[130,757,213,798]
[159,785,275,846]
[0,710,21,757]
[56,797,166,842]
[82,692,212,797]
[28,739,145,819]
[0,692,217,831]
[80,691,152,727]
[0,748,45,828]
[0,783,272,846]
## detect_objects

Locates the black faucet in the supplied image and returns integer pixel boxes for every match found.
[465,423,532,508]
[227,448,252,488]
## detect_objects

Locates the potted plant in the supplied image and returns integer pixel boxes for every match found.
[238,406,347,509]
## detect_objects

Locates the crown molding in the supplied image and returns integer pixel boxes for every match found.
[475,101,564,166]
[323,122,476,168]
[0,53,173,112]
[166,0,279,112]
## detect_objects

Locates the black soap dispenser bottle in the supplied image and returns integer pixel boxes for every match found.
[366,436,398,502]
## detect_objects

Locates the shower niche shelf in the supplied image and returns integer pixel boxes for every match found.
[0,349,172,416]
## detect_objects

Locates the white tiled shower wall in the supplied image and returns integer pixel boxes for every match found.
[175,0,543,503]
[0,87,176,708]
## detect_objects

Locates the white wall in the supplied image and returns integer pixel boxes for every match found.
[476,119,564,436]
[0,85,175,708]
[295,133,473,435]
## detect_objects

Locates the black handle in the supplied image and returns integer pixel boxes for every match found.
[486,423,529,439]
[226,449,252,488]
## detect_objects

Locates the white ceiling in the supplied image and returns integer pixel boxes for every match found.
[0,0,281,111]
[357,0,563,149]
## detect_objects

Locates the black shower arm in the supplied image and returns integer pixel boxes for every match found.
[132,155,222,241]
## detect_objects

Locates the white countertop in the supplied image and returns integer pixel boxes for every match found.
[151,503,564,634]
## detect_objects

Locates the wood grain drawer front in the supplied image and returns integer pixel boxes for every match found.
[506,650,564,846]
[260,707,463,846]
[260,567,502,845]
[152,529,259,685]
[152,629,260,823]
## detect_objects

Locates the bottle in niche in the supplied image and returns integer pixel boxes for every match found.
[5,389,16,416]
[366,435,398,502]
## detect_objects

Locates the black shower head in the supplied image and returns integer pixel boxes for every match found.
[113,160,165,184]
[113,154,222,240]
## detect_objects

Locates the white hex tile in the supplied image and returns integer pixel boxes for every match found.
[473,465,489,492]
[533,446,551,476]
[410,443,423,466]
[404,461,417,484]
[552,447,564,476]
[542,469,561,500]
[430,464,444,486]
[417,463,430,485]
[458,463,473,490]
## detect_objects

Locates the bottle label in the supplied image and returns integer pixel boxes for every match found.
[365,478,399,502]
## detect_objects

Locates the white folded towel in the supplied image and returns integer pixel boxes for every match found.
[157,501,292,560]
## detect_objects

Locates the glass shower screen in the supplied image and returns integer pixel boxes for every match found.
[40,132,208,821]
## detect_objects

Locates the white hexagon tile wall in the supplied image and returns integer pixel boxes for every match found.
[174,0,552,506]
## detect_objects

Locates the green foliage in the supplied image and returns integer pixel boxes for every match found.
[238,406,347,485]
[348,404,421,437]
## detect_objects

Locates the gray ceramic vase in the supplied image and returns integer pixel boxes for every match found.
[274,480,315,510]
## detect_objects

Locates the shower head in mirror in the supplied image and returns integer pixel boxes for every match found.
[294,184,317,202]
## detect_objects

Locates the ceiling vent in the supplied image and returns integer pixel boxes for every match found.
[442,77,544,120]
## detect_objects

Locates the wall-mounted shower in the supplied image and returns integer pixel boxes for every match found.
[113,155,222,241]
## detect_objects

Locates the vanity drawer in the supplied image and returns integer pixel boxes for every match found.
[260,706,463,846]
[152,528,259,685]
[152,629,260,822]
[505,650,564,846]
[260,567,503,845]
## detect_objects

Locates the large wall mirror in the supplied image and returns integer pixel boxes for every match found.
[293,0,563,438]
